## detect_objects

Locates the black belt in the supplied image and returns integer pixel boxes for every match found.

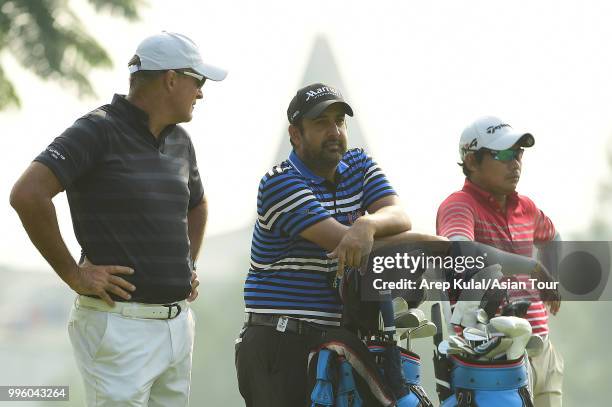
[245,313,325,336]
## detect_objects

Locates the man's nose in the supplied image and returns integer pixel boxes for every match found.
[196,89,203,99]
[508,157,521,170]
[328,123,342,137]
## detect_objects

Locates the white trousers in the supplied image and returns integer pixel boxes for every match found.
[68,299,196,407]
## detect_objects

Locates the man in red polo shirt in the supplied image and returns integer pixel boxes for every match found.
[436,116,563,407]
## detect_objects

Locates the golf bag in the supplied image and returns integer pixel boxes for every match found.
[435,242,535,407]
[440,355,533,407]
[307,246,435,407]
[307,329,432,407]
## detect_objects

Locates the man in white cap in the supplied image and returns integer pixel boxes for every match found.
[10,32,226,406]
[436,116,563,406]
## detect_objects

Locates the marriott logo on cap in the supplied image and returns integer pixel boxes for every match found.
[304,86,342,102]
[287,82,354,124]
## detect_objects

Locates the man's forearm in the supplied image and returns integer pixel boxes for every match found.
[358,205,411,238]
[10,194,78,286]
[187,198,207,263]
[373,231,449,252]
[449,236,537,275]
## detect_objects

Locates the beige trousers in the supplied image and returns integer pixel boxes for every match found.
[530,338,564,407]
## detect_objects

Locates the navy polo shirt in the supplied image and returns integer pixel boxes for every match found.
[244,148,397,326]
[35,94,204,303]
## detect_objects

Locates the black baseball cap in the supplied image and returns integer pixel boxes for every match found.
[287,83,354,124]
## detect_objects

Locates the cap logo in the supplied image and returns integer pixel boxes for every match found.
[468,138,477,149]
[304,86,340,102]
[486,123,511,134]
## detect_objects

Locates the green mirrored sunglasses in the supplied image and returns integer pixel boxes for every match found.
[487,148,524,161]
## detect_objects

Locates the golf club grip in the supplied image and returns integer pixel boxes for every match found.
[431,302,443,347]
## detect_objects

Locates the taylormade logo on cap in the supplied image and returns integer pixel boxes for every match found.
[459,116,535,161]
[486,123,512,134]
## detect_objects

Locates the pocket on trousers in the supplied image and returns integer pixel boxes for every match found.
[234,326,247,367]
[550,343,564,374]
[68,308,110,360]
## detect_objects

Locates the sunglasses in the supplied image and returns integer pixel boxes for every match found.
[175,70,207,89]
[486,148,524,161]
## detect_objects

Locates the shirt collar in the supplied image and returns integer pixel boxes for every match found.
[111,94,149,126]
[110,94,176,141]
[288,150,348,185]
[462,178,519,207]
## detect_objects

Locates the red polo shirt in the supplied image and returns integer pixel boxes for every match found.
[436,179,556,336]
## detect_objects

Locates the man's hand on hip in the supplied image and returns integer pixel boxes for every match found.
[187,271,199,302]
[69,257,135,306]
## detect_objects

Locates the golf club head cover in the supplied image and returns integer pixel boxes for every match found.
[383,345,410,398]
[365,244,428,308]
[340,266,381,335]
[433,350,453,403]
[380,296,396,340]
[479,286,507,321]
[501,300,531,318]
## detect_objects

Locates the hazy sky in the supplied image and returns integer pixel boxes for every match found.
[2,0,611,273]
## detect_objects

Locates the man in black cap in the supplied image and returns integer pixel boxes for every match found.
[10,32,226,406]
[235,83,412,406]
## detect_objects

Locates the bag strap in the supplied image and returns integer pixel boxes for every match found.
[518,386,534,407]
[456,388,478,407]
[311,349,335,407]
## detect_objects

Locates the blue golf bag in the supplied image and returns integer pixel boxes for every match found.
[440,355,533,407]
[308,246,434,407]
[307,330,432,407]
[431,242,537,407]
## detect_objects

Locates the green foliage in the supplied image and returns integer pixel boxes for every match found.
[0,0,143,110]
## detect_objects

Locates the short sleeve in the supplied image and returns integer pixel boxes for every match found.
[256,173,330,238]
[436,193,476,240]
[358,151,397,208]
[533,207,556,243]
[33,118,106,188]
[187,138,204,209]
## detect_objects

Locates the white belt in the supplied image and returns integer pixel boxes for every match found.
[76,295,187,319]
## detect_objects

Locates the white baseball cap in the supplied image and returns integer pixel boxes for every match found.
[459,116,535,161]
[128,31,227,81]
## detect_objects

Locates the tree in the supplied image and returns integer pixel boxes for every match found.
[0,0,143,110]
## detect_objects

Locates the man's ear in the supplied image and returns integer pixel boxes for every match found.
[464,153,479,173]
[162,70,178,92]
[288,124,301,148]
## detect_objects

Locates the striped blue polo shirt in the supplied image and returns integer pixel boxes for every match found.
[244,148,397,326]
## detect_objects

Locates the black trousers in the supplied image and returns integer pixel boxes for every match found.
[235,325,321,407]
